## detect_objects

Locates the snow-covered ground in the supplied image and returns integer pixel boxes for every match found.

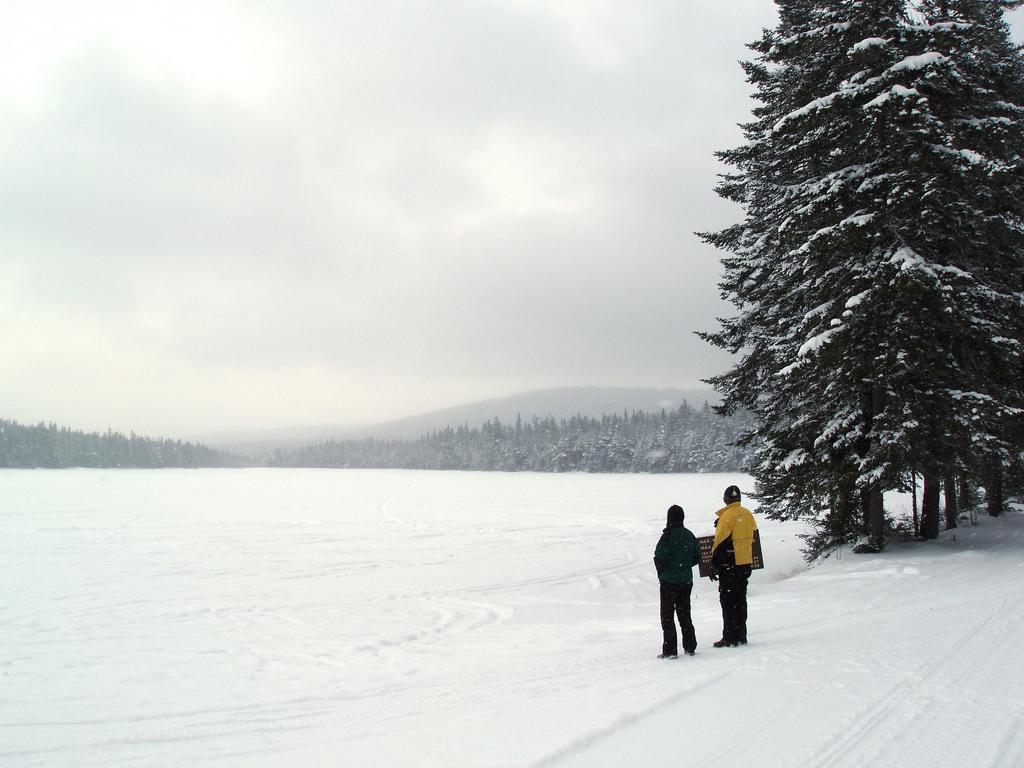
[1,469,1021,767]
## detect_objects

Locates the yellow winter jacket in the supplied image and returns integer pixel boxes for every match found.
[712,502,758,566]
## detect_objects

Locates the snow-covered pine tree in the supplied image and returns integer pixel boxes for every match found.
[702,0,1024,553]
[888,0,1024,527]
[940,0,1024,516]
[843,0,1024,530]
[702,0,910,551]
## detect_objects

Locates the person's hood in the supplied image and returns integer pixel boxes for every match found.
[716,501,742,518]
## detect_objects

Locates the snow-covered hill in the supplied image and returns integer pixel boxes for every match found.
[194,386,717,452]
[1,469,1020,767]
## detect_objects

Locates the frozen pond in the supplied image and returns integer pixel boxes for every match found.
[1,469,792,766]
[1,469,786,766]
[4,469,1020,767]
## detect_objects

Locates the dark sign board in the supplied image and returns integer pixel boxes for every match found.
[697,530,764,578]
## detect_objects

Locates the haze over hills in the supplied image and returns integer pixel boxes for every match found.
[196,387,719,454]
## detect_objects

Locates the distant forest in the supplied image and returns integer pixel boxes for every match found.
[0,419,236,468]
[268,404,755,473]
[1,404,754,473]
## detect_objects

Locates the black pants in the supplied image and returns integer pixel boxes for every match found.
[660,581,696,655]
[718,564,752,643]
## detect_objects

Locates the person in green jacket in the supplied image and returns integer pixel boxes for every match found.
[653,504,701,658]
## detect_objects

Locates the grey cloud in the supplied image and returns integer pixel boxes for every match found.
[3,0,788,432]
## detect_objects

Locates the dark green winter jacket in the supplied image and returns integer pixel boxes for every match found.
[654,523,700,584]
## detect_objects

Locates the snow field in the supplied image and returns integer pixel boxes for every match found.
[1,469,1021,767]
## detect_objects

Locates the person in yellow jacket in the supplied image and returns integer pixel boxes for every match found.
[710,485,757,647]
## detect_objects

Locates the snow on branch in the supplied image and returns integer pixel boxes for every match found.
[905,22,973,33]
[781,50,954,126]
[927,143,995,169]
[864,84,921,109]
[786,164,876,203]
[843,290,872,310]
[956,116,1014,127]
[804,300,836,320]
[814,411,860,451]
[798,327,842,358]
[776,359,806,377]
[994,101,1024,113]
[780,448,809,470]
[856,466,887,487]
[777,21,854,47]
[774,92,842,132]
[945,390,1023,416]
[889,245,937,277]
[791,212,875,255]
[851,37,890,53]
[990,336,1022,349]
[947,389,999,404]
[887,51,949,72]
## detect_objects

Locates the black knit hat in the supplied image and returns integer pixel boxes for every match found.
[666,504,685,525]
[723,485,741,504]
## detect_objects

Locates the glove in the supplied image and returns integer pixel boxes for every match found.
[708,566,719,582]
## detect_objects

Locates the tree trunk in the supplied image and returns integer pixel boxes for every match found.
[858,388,873,536]
[987,458,1004,517]
[868,484,885,550]
[958,473,971,516]
[912,469,919,537]
[943,472,958,530]
[920,471,941,539]
[857,385,886,546]
[860,487,871,536]
[867,386,886,548]
[832,473,857,542]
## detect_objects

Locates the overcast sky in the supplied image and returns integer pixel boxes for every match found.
[3,2,1023,436]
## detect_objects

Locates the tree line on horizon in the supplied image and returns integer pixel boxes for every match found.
[702,0,1024,556]
[0,405,755,473]
[0,419,236,469]
[268,404,755,473]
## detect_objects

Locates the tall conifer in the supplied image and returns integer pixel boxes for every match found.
[703,0,1024,553]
